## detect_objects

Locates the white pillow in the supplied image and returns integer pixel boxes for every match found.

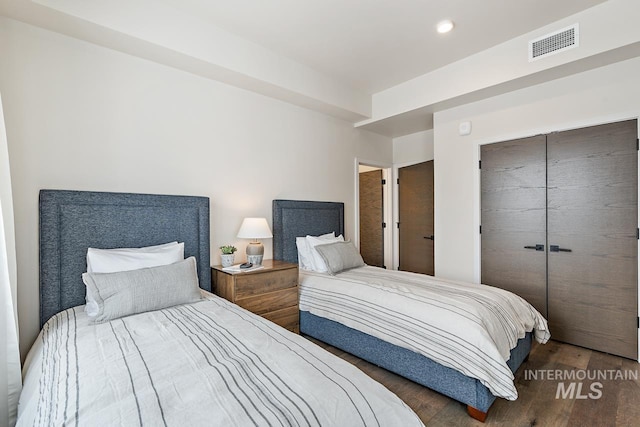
[87,241,184,273]
[295,237,314,271]
[296,232,336,271]
[85,242,184,316]
[306,234,344,273]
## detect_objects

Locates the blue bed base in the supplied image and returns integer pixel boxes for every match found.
[301,311,532,414]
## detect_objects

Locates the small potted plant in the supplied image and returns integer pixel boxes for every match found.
[219,245,237,267]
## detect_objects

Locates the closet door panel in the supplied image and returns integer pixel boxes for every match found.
[481,135,548,317]
[547,119,638,359]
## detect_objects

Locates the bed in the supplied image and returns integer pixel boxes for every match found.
[17,190,424,426]
[272,199,550,422]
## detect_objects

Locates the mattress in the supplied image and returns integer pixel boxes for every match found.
[18,292,423,427]
[299,266,550,400]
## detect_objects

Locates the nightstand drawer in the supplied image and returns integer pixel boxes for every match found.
[212,260,299,333]
[262,306,299,332]
[234,268,298,299]
[237,287,298,315]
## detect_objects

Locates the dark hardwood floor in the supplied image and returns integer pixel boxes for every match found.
[306,337,640,426]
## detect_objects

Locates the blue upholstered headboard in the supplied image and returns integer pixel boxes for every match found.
[39,190,211,327]
[272,199,345,264]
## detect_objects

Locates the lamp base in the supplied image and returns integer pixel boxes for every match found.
[247,254,263,265]
[246,242,264,265]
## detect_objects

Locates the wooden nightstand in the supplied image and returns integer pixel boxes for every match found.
[211,260,299,333]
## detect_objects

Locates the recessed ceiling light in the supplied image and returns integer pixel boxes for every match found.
[437,19,454,34]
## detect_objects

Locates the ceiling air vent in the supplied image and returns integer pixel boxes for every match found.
[529,24,579,61]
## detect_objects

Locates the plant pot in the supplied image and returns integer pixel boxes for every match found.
[220,253,235,267]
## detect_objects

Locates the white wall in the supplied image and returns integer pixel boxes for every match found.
[0,18,393,357]
[392,130,434,165]
[30,0,371,120]
[434,56,640,283]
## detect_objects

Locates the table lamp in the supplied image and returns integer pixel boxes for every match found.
[237,217,273,265]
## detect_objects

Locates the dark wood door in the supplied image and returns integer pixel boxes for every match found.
[399,161,434,275]
[480,135,548,317]
[359,169,384,267]
[547,120,638,359]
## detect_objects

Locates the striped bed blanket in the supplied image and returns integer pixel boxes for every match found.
[17,292,423,427]
[299,266,550,400]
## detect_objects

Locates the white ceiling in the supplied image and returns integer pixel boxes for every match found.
[164,0,607,94]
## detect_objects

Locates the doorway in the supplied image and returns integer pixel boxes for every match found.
[359,167,384,267]
[357,162,392,269]
[398,161,435,275]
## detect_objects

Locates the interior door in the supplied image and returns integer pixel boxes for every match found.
[547,120,638,359]
[480,135,548,317]
[359,169,384,267]
[398,161,434,275]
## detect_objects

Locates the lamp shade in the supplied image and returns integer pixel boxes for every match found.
[237,218,273,239]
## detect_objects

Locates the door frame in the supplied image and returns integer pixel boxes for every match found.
[355,158,393,269]
[473,112,640,362]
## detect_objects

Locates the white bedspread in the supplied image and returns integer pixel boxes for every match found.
[18,292,423,427]
[299,267,550,400]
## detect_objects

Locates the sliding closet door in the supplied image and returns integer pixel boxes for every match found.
[480,136,548,316]
[547,120,638,359]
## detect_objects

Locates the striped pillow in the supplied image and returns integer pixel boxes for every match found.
[82,257,201,322]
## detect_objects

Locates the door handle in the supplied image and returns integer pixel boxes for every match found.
[424,235,434,240]
[550,245,572,252]
[524,244,545,251]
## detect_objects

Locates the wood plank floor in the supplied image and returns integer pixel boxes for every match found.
[306,337,640,426]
